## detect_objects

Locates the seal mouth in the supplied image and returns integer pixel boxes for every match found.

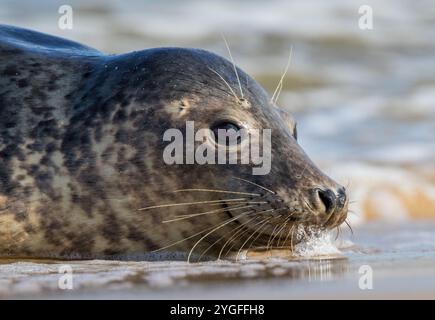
[220,195,349,254]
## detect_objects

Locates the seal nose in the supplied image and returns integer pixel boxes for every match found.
[314,187,346,215]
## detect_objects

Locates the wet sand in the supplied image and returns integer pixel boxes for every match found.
[1,221,434,299]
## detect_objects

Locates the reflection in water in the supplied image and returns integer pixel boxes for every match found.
[0,255,350,298]
[303,258,349,282]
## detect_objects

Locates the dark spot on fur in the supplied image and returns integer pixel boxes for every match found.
[2,65,18,76]
[113,109,127,124]
[102,213,122,244]
[17,78,29,88]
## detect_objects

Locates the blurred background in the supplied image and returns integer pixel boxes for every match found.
[1,0,434,224]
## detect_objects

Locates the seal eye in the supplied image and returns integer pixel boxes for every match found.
[293,124,298,141]
[211,121,241,146]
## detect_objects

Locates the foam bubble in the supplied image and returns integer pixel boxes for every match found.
[293,228,342,258]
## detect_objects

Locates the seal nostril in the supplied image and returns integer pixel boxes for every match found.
[317,189,336,214]
[337,187,347,207]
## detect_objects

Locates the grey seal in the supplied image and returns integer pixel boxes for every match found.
[0,25,348,261]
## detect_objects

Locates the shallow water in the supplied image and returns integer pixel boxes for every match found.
[0,0,434,299]
[1,221,434,299]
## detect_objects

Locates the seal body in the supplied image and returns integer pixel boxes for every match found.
[0,25,348,260]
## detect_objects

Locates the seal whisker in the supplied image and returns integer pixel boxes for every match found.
[277,219,291,247]
[218,222,253,259]
[290,224,298,252]
[199,215,259,261]
[271,45,293,104]
[303,197,317,215]
[164,69,236,98]
[152,211,251,254]
[137,198,248,211]
[223,217,267,258]
[162,204,255,223]
[245,201,269,204]
[187,210,253,262]
[282,224,296,249]
[260,207,295,248]
[266,218,282,253]
[221,34,244,99]
[218,207,277,259]
[278,210,299,247]
[232,176,276,195]
[335,225,341,241]
[300,226,309,242]
[207,67,240,102]
[235,217,271,261]
[269,216,289,249]
[170,189,261,197]
[344,219,354,235]
[245,217,273,253]
[166,203,250,218]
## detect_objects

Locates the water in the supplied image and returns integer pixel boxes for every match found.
[0,0,434,298]
[1,222,435,299]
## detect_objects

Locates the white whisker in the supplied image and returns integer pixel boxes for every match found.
[208,67,239,102]
[137,198,247,211]
[152,212,248,253]
[221,33,243,99]
[232,176,276,195]
[246,218,272,253]
[200,215,258,261]
[188,210,252,262]
[271,45,293,104]
[171,189,261,197]
[162,204,255,223]
[235,217,271,260]
[220,207,279,258]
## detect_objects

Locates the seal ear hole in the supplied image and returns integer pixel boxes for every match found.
[210,121,242,146]
[293,123,298,141]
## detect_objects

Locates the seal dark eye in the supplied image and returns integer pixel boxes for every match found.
[293,124,298,141]
[211,121,242,146]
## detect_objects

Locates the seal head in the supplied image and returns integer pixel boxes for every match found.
[0,25,348,260]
